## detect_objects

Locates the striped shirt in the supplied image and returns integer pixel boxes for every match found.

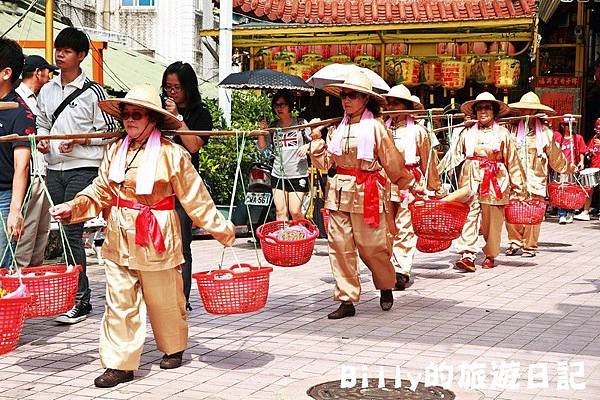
[36,70,117,171]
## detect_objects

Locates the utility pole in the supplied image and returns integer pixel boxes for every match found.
[102,0,111,31]
[218,0,232,125]
[45,0,53,63]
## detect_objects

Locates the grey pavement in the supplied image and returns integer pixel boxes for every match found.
[1,216,599,399]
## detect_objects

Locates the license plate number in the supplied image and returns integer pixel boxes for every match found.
[245,192,272,206]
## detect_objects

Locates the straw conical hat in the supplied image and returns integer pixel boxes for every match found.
[508,92,555,114]
[461,91,510,117]
[100,83,182,130]
[382,84,422,110]
[324,70,385,104]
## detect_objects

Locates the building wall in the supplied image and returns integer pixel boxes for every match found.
[60,0,213,74]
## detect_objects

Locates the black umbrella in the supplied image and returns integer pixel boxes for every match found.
[218,69,313,93]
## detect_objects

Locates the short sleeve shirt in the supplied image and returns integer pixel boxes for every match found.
[553,132,587,163]
[173,103,212,171]
[0,90,34,190]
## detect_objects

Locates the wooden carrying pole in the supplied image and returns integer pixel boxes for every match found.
[2,112,581,142]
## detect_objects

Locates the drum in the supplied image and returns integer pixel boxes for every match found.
[549,171,576,184]
[579,168,600,187]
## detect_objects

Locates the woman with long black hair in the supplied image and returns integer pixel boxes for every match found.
[161,61,213,311]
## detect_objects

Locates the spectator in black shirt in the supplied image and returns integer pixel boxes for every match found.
[161,61,213,310]
[0,38,33,267]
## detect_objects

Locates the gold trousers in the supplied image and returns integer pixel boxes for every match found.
[388,201,416,276]
[327,210,396,303]
[100,259,188,371]
[506,222,541,251]
[455,198,505,260]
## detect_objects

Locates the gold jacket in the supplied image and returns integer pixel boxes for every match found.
[309,119,414,214]
[512,123,572,197]
[439,124,527,205]
[388,122,442,202]
[66,137,235,271]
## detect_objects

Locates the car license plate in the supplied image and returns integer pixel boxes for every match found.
[245,192,272,206]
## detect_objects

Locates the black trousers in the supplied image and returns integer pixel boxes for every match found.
[47,167,97,304]
[175,200,193,305]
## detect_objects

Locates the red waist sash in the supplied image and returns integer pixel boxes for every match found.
[112,195,175,253]
[467,156,504,199]
[336,167,386,228]
[405,163,423,182]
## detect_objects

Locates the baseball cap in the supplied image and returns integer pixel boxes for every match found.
[22,55,59,74]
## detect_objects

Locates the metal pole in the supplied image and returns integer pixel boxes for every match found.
[45,0,54,64]
[218,0,232,125]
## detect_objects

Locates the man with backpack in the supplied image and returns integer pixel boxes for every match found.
[37,27,117,324]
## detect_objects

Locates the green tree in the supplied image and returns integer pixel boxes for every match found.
[199,91,273,204]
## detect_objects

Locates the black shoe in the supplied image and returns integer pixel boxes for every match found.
[185,302,193,312]
[55,301,92,325]
[94,369,134,388]
[160,351,184,369]
[394,273,409,291]
[327,302,356,319]
[380,290,394,311]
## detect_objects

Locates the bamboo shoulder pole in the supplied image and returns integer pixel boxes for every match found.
[0,102,18,111]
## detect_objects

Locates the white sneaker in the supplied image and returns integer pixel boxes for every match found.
[574,212,590,221]
[566,214,574,224]
[559,216,567,225]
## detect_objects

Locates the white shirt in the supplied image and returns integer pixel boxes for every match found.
[36,70,117,171]
[15,82,46,176]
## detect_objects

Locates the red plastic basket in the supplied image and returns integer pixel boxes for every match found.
[320,208,330,234]
[416,237,452,253]
[0,265,81,318]
[548,182,591,210]
[505,198,547,225]
[192,264,273,314]
[408,199,470,241]
[0,295,30,354]
[256,219,319,267]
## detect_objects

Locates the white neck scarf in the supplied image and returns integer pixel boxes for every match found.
[466,122,500,157]
[386,116,419,164]
[328,108,376,161]
[517,119,548,157]
[108,128,162,195]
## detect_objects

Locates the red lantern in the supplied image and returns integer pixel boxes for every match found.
[442,60,467,104]
[489,42,516,56]
[423,58,442,104]
[494,57,520,103]
[471,42,488,55]
[395,57,421,87]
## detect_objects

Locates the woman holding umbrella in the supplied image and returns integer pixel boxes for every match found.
[308,71,416,319]
[257,89,311,221]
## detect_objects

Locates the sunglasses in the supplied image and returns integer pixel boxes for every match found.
[120,111,147,121]
[339,91,362,100]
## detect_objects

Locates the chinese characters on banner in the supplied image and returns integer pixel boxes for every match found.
[536,76,582,130]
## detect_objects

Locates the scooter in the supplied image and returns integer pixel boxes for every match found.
[242,162,276,236]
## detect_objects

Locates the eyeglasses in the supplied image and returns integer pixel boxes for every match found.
[274,102,288,108]
[164,85,182,93]
[339,91,361,100]
[120,111,147,121]
[475,104,494,111]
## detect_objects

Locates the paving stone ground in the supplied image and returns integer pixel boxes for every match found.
[1,215,600,399]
